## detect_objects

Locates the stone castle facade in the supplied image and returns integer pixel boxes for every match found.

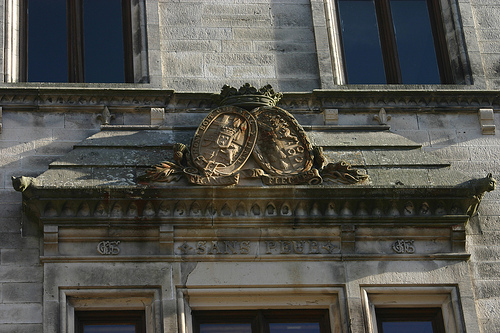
[0,0,500,332]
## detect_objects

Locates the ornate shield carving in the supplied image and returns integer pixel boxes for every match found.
[252,106,313,176]
[191,106,258,176]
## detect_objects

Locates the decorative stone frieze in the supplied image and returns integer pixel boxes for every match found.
[13,186,490,221]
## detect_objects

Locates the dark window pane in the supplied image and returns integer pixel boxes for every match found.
[199,323,252,333]
[269,322,321,333]
[83,0,125,82]
[337,0,386,84]
[83,324,136,333]
[390,0,441,84]
[382,321,434,333]
[27,0,68,82]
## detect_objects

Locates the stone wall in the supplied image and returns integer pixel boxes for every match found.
[471,0,500,89]
[0,108,149,332]
[158,0,320,92]
[393,110,500,332]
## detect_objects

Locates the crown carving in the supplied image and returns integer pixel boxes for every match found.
[216,83,283,110]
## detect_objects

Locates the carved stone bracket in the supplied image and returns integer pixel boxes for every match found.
[323,108,338,125]
[479,108,495,135]
[151,107,165,125]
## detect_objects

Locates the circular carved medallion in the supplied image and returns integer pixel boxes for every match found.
[191,106,258,176]
[252,106,313,176]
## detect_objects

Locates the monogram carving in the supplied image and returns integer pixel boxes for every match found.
[97,241,121,255]
[392,240,415,254]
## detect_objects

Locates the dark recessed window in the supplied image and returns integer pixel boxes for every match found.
[75,310,146,333]
[375,308,446,333]
[193,309,331,333]
[25,0,133,83]
[337,0,452,84]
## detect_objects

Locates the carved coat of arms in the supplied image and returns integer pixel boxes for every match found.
[191,106,257,177]
[140,84,368,186]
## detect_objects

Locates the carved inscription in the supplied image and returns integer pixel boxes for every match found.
[392,240,415,254]
[265,240,339,254]
[178,241,250,255]
[97,241,121,255]
[176,240,339,255]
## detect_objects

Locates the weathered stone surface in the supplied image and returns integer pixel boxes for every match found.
[307,130,422,148]
[1,249,40,266]
[0,324,43,333]
[0,304,42,324]
[51,148,173,167]
[3,283,43,303]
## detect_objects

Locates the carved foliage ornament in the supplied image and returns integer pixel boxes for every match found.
[140,85,368,186]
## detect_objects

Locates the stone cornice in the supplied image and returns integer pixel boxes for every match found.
[0,87,174,109]
[16,182,490,224]
[311,89,500,111]
[0,87,498,111]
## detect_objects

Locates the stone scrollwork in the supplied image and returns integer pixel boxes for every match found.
[140,84,369,186]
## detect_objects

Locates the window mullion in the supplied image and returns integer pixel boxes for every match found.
[122,0,134,83]
[426,0,453,84]
[257,310,267,333]
[67,0,84,82]
[375,0,401,83]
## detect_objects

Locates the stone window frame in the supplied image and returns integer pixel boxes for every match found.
[59,287,162,333]
[177,286,348,333]
[361,286,465,333]
[4,0,152,84]
[312,0,476,87]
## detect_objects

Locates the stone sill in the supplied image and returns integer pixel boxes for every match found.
[39,253,471,263]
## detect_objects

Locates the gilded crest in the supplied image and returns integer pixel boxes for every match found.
[252,106,313,176]
[191,106,258,177]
